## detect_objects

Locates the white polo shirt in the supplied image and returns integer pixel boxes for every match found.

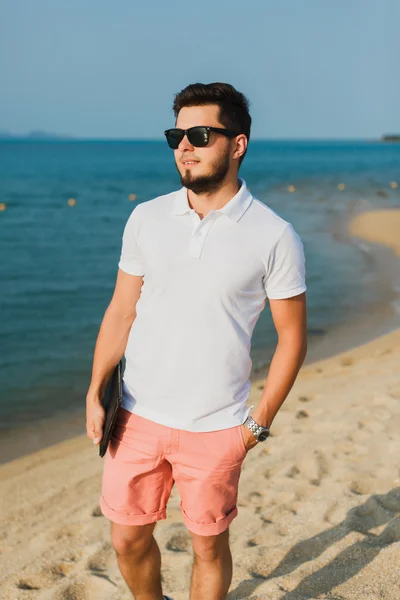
[119,177,306,431]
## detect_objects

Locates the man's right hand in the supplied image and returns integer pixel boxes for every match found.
[86,400,106,446]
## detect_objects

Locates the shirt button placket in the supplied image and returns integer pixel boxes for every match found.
[189,212,218,258]
[189,229,202,258]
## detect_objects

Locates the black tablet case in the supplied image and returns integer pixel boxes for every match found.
[99,360,123,458]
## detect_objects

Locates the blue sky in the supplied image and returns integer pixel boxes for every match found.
[0,0,398,139]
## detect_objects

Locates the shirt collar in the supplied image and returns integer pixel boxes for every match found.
[172,177,253,223]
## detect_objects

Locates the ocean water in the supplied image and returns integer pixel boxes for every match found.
[0,139,399,430]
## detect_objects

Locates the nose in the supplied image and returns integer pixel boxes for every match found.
[177,132,194,152]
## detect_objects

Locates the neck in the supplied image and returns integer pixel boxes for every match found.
[187,177,241,219]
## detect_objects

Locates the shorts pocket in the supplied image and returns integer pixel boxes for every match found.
[236,423,247,459]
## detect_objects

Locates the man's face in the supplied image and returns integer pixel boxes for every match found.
[173,105,234,194]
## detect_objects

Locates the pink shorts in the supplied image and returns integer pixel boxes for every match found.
[99,407,248,536]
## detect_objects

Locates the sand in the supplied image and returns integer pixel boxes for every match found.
[0,209,399,600]
[349,209,400,256]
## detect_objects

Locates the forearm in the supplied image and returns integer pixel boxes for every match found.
[86,304,135,404]
[252,338,307,429]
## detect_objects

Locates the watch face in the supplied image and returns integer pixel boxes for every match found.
[258,431,269,441]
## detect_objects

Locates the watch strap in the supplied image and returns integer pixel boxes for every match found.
[244,415,270,441]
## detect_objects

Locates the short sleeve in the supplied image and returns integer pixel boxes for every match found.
[264,222,306,299]
[118,206,145,276]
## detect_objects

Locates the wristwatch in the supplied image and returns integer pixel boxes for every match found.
[243,415,270,442]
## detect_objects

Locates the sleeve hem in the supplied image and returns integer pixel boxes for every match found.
[266,285,306,300]
[118,262,145,276]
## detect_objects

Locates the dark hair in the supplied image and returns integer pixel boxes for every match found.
[172,82,252,167]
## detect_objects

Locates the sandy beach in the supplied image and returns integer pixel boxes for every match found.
[0,209,399,600]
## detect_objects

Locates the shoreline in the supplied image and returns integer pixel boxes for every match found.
[2,322,398,467]
[1,317,399,466]
[1,207,399,465]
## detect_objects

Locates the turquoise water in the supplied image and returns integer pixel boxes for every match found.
[0,139,399,429]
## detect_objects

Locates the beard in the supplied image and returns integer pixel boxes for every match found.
[175,147,231,195]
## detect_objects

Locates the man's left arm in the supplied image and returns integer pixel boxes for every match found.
[252,291,308,429]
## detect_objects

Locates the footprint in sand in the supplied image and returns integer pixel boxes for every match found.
[238,491,265,508]
[91,504,103,517]
[14,549,86,593]
[86,541,113,572]
[298,394,314,402]
[166,530,190,552]
[53,575,113,600]
[311,449,330,486]
[286,465,301,479]
[16,563,69,591]
[16,579,41,591]
[295,409,309,419]
[323,500,340,524]
[50,523,84,542]
[287,449,329,487]
[263,468,272,480]
[248,491,264,504]
[340,355,355,367]
[349,479,378,496]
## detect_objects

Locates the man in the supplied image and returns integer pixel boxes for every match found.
[86,82,307,600]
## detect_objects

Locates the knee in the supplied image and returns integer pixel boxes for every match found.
[191,529,229,561]
[111,523,155,557]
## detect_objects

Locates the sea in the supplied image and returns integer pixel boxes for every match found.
[1,139,399,446]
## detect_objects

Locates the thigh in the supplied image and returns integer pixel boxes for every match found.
[99,407,174,526]
[172,424,246,537]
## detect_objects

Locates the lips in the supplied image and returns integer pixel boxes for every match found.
[182,160,199,165]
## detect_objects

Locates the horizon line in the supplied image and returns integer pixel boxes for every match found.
[0,135,393,142]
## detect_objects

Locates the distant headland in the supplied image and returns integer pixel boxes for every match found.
[0,130,76,140]
[382,134,400,142]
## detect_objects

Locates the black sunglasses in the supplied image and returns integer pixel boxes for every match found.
[164,126,240,149]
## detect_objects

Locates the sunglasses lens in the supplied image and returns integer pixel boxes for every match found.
[165,127,210,148]
[165,129,184,149]
[188,127,209,147]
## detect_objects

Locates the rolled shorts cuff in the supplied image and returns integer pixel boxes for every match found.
[180,501,238,536]
[99,495,167,526]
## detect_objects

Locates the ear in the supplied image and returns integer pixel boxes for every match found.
[232,134,247,161]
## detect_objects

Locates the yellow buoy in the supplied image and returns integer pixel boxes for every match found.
[390,181,398,189]
[67,198,76,206]
[0,203,7,211]
[288,185,296,193]
[128,193,137,201]
[338,183,345,191]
